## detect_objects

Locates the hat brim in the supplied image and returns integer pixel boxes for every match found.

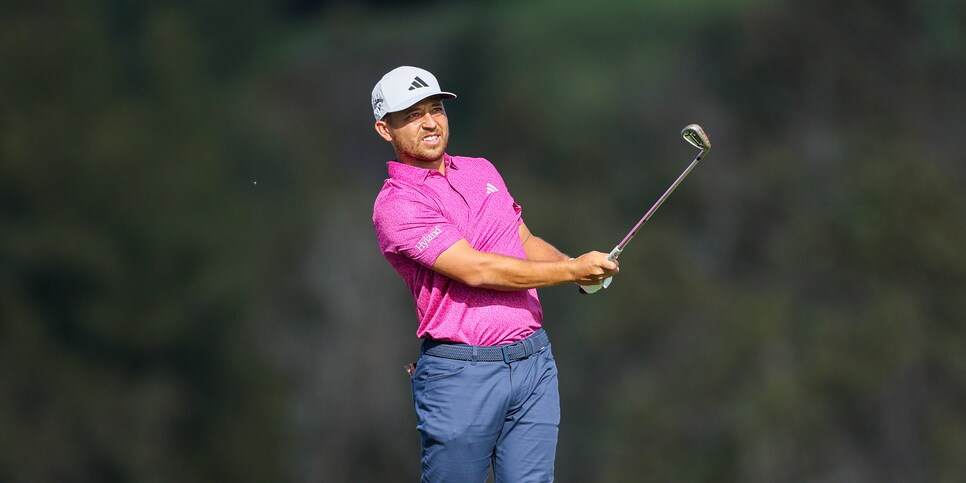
[385,91,457,116]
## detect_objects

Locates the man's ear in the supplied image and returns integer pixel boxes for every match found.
[374,120,393,142]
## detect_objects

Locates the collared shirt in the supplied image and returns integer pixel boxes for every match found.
[372,154,542,346]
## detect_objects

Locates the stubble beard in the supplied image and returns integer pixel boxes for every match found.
[397,131,448,164]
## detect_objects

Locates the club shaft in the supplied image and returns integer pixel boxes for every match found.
[613,150,706,254]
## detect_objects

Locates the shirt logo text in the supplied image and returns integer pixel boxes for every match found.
[415,226,443,253]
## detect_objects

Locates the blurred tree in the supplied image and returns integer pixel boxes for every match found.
[2,0,964,481]
[0,2,304,481]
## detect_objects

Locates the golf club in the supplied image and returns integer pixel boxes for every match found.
[580,124,712,294]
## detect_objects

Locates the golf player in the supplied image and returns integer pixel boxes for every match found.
[370,66,619,482]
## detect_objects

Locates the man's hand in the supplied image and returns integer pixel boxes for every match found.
[570,251,619,286]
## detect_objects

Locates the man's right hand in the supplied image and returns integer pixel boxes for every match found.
[571,251,619,286]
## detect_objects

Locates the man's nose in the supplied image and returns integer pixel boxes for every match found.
[420,112,438,128]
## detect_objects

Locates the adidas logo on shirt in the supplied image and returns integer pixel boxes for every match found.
[485,183,499,195]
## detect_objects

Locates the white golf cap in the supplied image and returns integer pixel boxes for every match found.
[371,66,456,120]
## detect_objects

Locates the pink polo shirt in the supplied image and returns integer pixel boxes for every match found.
[372,154,542,346]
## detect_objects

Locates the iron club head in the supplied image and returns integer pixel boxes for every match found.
[682,124,711,152]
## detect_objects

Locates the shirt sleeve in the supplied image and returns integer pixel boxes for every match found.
[373,187,463,267]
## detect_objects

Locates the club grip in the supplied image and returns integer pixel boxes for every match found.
[578,276,613,294]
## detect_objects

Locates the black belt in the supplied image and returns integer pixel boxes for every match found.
[421,329,550,363]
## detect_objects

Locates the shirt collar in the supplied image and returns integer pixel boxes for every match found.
[386,154,456,183]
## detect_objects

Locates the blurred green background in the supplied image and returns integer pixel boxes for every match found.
[2,0,965,481]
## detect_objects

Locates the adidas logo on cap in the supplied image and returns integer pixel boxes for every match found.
[408,76,430,91]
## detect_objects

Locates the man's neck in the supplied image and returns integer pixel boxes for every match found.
[399,154,445,175]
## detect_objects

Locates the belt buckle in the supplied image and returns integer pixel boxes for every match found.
[502,338,531,363]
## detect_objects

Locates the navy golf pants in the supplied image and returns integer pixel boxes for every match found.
[411,340,559,482]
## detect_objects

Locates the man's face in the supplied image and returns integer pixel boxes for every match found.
[378,97,449,165]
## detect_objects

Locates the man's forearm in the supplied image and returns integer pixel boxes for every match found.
[471,252,577,290]
[432,239,616,291]
[522,235,570,262]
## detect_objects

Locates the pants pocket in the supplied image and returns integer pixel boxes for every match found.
[413,355,466,383]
